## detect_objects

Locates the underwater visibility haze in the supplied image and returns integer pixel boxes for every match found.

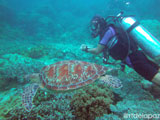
[0,0,160,119]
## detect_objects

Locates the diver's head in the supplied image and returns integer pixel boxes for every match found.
[90,15,107,38]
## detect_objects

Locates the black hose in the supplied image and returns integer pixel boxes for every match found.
[118,19,131,62]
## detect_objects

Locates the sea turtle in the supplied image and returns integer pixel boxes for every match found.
[22,60,122,112]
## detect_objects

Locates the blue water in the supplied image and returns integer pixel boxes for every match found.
[0,0,160,120]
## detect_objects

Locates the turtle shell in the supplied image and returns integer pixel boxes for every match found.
[39,60,108,91]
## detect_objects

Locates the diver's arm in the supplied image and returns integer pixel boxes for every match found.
[80,44,105,55]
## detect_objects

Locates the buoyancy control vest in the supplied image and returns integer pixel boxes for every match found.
[100,21,138,61]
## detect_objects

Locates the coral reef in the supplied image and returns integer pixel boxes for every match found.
[32,89,53,106]
[70,84,114,120]
[3,86,75,120]
[0,53,45,84]
[0,88,21,120]
[0,76,18,91]
[105,72,160,119]
[96,114,121,120]
[19,45,51,59]
[19,45,68,60]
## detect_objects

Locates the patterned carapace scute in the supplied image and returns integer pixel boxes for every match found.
[39,60,108,91]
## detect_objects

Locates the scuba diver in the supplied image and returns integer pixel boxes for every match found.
[80,12,160,92]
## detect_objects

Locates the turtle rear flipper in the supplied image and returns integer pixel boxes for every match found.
[100,75,123,89]
[22,83,39,112]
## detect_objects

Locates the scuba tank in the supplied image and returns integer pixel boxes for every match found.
[121,16,160,65]
[108,12,160,65]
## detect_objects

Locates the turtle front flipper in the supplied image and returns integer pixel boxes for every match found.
[99,75,123,89]
[22,83,39,112]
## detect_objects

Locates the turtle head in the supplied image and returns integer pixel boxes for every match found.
[24,73,40,83]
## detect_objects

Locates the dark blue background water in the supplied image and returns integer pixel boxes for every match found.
[0,0,159,45]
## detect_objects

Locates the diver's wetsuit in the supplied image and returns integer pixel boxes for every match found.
[99,26,159,81]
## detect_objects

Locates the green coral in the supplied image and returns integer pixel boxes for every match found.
[33,89,53,106]
[19,45,66,60]
[20,45,50,59]
[70,84,114,120]
[4,89,75,120]
[0,89,21,120]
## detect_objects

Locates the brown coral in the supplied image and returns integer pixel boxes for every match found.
[70,84,114,120]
